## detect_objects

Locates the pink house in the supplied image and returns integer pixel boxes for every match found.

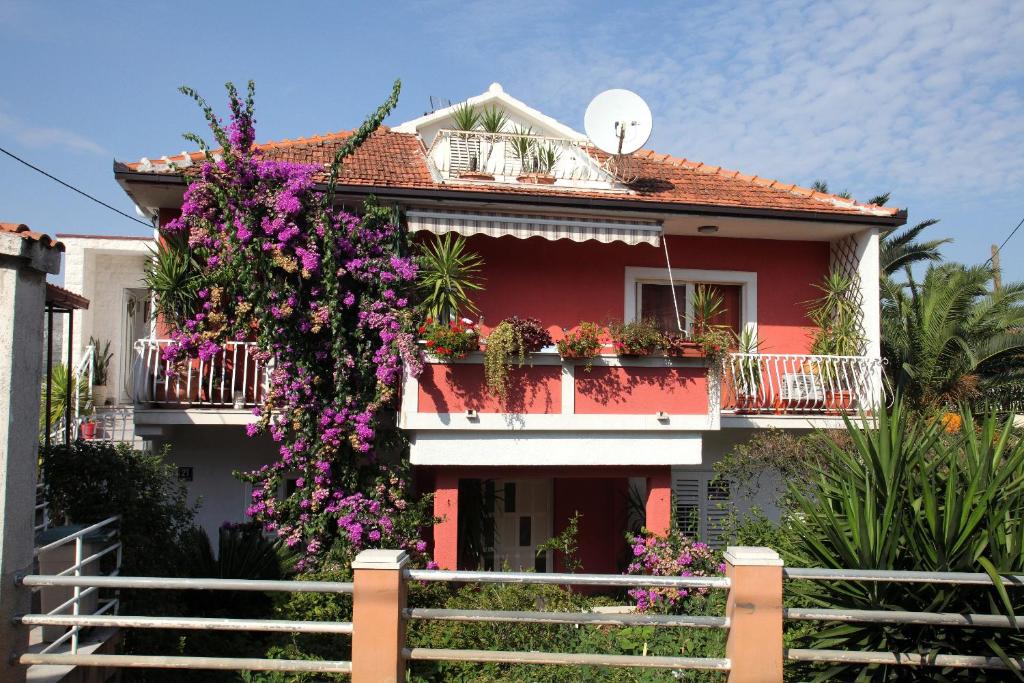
[97,83,902,572]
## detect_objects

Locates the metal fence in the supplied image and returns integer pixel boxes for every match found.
[28,516,121,656]
[12,547,1024,680]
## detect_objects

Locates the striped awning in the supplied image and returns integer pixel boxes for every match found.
[407,209,662,246]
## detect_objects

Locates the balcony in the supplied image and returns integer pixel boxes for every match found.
[402,351,714,432]
[130,340,270,428]
[425,129,624,190]
[721,353,884,417]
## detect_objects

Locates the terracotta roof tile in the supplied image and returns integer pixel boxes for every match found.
[119,128,903,220]
[0,222,63,250]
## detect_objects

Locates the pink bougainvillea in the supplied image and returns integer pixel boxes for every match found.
[625,529,725,613]
[161,81,431,570]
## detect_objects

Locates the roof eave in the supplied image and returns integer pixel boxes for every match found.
[112,168,907,228]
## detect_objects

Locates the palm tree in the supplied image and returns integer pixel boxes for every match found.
[881,262,1024,408]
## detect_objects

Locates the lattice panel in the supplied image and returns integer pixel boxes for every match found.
[829,236,867,354]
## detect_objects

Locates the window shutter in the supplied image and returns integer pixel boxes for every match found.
[705,479,732,548]
[673,473,735,547]
[673,477,701,538]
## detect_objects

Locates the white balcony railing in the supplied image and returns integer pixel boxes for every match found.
[722,353,884,415]
[426,129,622,189]
[132,339,270,408]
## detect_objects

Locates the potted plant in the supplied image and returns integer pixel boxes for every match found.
[665,333,700,357]
[89,337,114,407]
[732,327,762,413]
[608,319,666,356]
[450,102,492,181]
[479,105,509,172]
[517,141,559,185]
[78,399,97,439]
[416,232,485,325]
[556,322,604,370]
[806,271,865,413]
[484,316,552,399]
[421,318,479,360]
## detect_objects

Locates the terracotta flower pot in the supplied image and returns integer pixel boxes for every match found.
[457,171,495,181]
[516,173,556,185]
[826,390,853,415]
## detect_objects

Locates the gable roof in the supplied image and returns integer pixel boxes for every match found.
[393,82,587,141]
[116,120,903,223]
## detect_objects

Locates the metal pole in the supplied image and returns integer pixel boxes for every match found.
[64,310,73,445]
[45,306,53,450]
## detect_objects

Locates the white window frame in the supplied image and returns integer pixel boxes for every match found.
[623,267,757,338]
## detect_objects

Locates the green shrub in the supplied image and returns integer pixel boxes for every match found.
[786,403,1024,681]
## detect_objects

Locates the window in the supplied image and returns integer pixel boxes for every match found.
[673,472,734,547]
[637,282,742,335]
[625,267,756,338]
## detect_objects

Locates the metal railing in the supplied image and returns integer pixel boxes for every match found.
[33,483,50,534]
[132,339,271,408]
[426,129,621,188]
[16,573,353,674]
[722,353,884,415]
[782,567,1024,672]
[29,516,121,656]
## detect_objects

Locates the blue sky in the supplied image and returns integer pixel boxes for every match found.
[2,1,1021,279]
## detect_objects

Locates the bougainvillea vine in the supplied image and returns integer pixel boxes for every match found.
[160,80,433,570]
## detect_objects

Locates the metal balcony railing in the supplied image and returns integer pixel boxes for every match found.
[722,353,884,415]
[426,129,621,188]
[132,339,271,408]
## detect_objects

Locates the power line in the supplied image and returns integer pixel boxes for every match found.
[0,145,152,228]
[986,215,1024,265]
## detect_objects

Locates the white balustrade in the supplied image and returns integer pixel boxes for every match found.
[132,340,270,408]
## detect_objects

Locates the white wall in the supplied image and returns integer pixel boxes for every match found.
[61,238,152,402]
[150,426,278,541]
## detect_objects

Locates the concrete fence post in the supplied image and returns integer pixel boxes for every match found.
[725,546,784,683]
[351,549,409,683]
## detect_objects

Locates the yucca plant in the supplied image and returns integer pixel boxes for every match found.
[40,363,89,433]
[416,233,484,324]
[145,230,203,328]
[479,105,509,134]
[509,124,536,169]
[450,102,480,131]
[787,402,1024,681]
[807,270,864,357]
[534,142,560,174]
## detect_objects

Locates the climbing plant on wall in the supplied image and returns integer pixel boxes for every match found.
[160,80,433,571]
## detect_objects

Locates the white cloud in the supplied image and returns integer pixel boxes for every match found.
[0,110,107,155]
[427,0,1024,204]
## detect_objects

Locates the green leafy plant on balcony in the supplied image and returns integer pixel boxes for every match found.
[483,317,552,400]
[556,322,604,370]
[807,270,865,357]
[416,232,484,325]
[608,319,666,356]
[420,318,479,360]
[144,230,203,329]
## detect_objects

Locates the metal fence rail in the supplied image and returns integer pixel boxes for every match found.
[784,566,1024,672]
[403,566,733,674]
[15,572,354,673]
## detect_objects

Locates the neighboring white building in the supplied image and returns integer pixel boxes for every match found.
[57,235,153,407]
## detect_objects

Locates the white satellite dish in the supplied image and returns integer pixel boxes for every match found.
[584,89,653,155]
